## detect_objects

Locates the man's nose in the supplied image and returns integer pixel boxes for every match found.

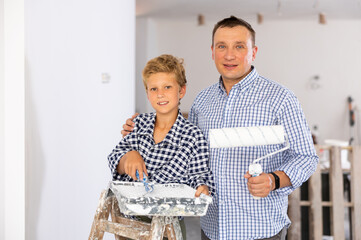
[224,48,236,60]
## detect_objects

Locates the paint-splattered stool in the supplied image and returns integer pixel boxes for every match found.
[88,190,183,240]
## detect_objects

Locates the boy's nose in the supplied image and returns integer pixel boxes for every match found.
[157,91,164,98]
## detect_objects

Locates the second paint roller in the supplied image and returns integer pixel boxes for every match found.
[209,125,289,199]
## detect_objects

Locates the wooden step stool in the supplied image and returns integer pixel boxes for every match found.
[89,190,183,240]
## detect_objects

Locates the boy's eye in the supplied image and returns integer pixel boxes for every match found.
[150,88,156,91]
[165,86,172,89]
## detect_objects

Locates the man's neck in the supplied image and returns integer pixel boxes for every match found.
[222,79,241,95]
[222,68,253,95]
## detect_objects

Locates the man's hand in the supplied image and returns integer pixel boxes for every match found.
[118,151,148,180]
[121,113,139,138]
[195,185,210,197]
[244,172,273,198]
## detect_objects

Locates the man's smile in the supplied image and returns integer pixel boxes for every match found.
[223,64,238,70]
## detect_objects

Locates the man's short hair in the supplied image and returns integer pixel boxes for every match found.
[142,54,187,90]
[212,16,256,47]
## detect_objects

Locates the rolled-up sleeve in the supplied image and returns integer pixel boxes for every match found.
[108,122,139,181]
[276,93,319,195]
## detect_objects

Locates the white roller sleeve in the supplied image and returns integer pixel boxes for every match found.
[209,125,285,148]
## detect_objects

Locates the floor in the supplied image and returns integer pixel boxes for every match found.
[184,217,201,239]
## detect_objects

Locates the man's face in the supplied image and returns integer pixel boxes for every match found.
[211,26,258,84]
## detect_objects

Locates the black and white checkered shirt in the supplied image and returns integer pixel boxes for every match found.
[108,111,215,195]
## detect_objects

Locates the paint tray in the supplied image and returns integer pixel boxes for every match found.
[108,181,212,216]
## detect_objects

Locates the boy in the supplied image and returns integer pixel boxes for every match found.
[108,54,215,238]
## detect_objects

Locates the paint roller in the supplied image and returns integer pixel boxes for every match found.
[209,125,289,199]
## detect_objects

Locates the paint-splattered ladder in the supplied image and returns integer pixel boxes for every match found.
[288,145,361,240]
[88,190,183,240]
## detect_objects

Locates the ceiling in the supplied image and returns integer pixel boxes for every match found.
[136,0,361,21]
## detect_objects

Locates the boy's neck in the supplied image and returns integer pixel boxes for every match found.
[153,110,178,144]
[155,111,178,130]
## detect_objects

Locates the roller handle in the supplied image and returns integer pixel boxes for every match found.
[348,96,355,127]
[249,163,263,200]
[136,170,154,193]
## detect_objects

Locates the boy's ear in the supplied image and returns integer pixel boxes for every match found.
[179,85,186,99]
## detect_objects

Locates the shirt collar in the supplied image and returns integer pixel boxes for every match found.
[138,111,185,147]
[162,111,185,146]
[218,66,259,94]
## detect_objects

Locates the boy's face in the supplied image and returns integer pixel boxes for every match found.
[146,72,186,117]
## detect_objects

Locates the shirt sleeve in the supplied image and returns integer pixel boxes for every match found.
[187,129,216,196]
[188,98,198,126]
[107,119,140,181]
[275,93,319,196]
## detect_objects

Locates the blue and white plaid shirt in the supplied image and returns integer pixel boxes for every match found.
[108,111,215,195]
[189,67,318,240]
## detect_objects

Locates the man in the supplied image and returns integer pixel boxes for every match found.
[122,16,318,240]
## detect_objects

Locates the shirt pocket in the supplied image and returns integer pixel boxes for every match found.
[166,145,190,178]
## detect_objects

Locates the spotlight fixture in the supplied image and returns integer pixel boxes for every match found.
[277,0,282,16]
[319,13,326,24]
[198,14,205,26]
[313,0,319,9]
[257,13,263,24]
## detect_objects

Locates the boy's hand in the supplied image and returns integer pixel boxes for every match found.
[121,113,139,138]
[195,185,209,197]
[121,151,148,180]
[244,172,273,198]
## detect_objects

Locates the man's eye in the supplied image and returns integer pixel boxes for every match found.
[236,45,244,49]
[218,45,225,49]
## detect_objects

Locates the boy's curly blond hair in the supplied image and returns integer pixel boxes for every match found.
[142,54,187,89]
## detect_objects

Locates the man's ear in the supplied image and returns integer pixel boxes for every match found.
[252,46,258,61]
[211,45,215,60]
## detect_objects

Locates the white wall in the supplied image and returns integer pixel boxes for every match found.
[25,0,135,239]
[135,18,158,113]
[136,17,361,144]
[255,20,361,144]
[0,0,5,238]
[2,0,25,239]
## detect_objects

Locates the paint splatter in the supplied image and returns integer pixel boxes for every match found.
[109,181,212,216]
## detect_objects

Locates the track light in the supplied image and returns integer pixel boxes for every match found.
[198,14,205,26]
[257,13,263,24]
[319,13,326,24]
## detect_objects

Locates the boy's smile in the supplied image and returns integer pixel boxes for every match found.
[158,101,169,105]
